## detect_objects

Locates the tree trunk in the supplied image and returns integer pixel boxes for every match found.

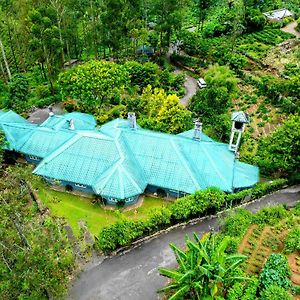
[40,62,47,80]
[7,25,19,72]
[0,38,11,80]
[57,16,65,67]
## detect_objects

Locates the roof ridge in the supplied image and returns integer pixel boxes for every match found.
[170,139,201,190]
[33,133,82,174]
[201,143,233,191]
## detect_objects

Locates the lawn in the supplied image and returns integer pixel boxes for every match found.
[37,184,170,237]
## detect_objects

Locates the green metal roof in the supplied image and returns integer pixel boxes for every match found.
[18,127,77,158]
[33,117,259,199]
[41,112,96,130]
[1,110,259,199]
[0,110,29,129]
[1,123,37,151]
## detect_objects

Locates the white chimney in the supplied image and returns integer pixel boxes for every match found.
[193,120,202,140]
[68,119,75,130]
[128,112,137,130]
[48,106,54,117]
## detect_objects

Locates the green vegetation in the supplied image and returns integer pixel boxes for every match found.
[98,179,287,254]
[255,114,300,176]
[159,202,300,299]
[159,233,247,299]
[37,183,170,236]
[259,253,291,292]
[0,165,76,299]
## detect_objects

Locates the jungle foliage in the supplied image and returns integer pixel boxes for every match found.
[0,162,76,299]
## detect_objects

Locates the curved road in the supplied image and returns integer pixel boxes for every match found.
[177,70,198,107]
[167,46,198,107]
[68,185,300,300]
[281,21,300,38]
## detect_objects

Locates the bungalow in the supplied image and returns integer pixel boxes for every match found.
[0,110,259,206]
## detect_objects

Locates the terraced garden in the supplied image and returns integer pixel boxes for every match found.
[239,224,300,286]
[214,203,300,299]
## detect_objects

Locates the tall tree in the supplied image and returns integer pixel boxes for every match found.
[153,0,190,52]
[194,0,212,31]
[28,5,62,94]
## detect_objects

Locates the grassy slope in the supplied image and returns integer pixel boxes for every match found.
[37,185,169,236]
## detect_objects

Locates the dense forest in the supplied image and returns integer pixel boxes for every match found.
[0,0,300,299]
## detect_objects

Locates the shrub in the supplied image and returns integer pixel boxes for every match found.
[97,180,288,254]
[260,285,292,300]
[6,74,29,113]
[284,226,300,254]
[221,209,253,238]
[259,253,291,292]
[254,205,288,226]
[227,277,259,300]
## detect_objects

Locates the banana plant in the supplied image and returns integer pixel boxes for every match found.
[159,232,247,299]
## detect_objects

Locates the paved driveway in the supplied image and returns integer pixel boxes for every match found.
[68,185,300,300]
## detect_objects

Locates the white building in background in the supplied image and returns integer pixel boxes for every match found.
[263,9,293,22]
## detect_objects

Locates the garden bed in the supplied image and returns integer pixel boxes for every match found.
[238,213,300,287]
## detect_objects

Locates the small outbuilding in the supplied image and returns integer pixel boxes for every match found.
[136,45,154,58]
[263,9,293,22]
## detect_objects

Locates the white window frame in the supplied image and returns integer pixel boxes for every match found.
[74,183,87,189]
[28,155,40,161]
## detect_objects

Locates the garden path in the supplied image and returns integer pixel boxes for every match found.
[68,185,300,300]
[175,69,198,107]
[281,22,300,38]
[167,46,198,107]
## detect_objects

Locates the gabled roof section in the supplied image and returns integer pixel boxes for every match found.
[177,129,214,142]
[1,123,37,151]
[233,161,259,189]
[18,126,76,158]
[263,9,293,20]
[41,112,96,131]
[99,118,140,138]
[93,163,145,199]
[232,112,250,123]
[122,129,202,193]
[33,131,120,186]
[0,110,29,129]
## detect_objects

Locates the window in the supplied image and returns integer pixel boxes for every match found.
[28,155,40,161]
[74,183,87,189]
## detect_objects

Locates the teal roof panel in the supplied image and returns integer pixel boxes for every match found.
[1,123,37,151]
[18,127,76,158]
[34,132,120,186]
[41,112,96,131]
[0,110,29,129]
[177,129,214,142]
[2,112,259,200]
[234,161,259,188]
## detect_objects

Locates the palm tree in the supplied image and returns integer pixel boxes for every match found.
[159,233,247,299]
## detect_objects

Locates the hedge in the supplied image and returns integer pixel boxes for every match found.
[97,179,287,254]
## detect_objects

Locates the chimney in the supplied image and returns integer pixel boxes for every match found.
[128,112,137,130]
[193,120,202,140]
[68,119,75,130]
[48,106,54,117]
